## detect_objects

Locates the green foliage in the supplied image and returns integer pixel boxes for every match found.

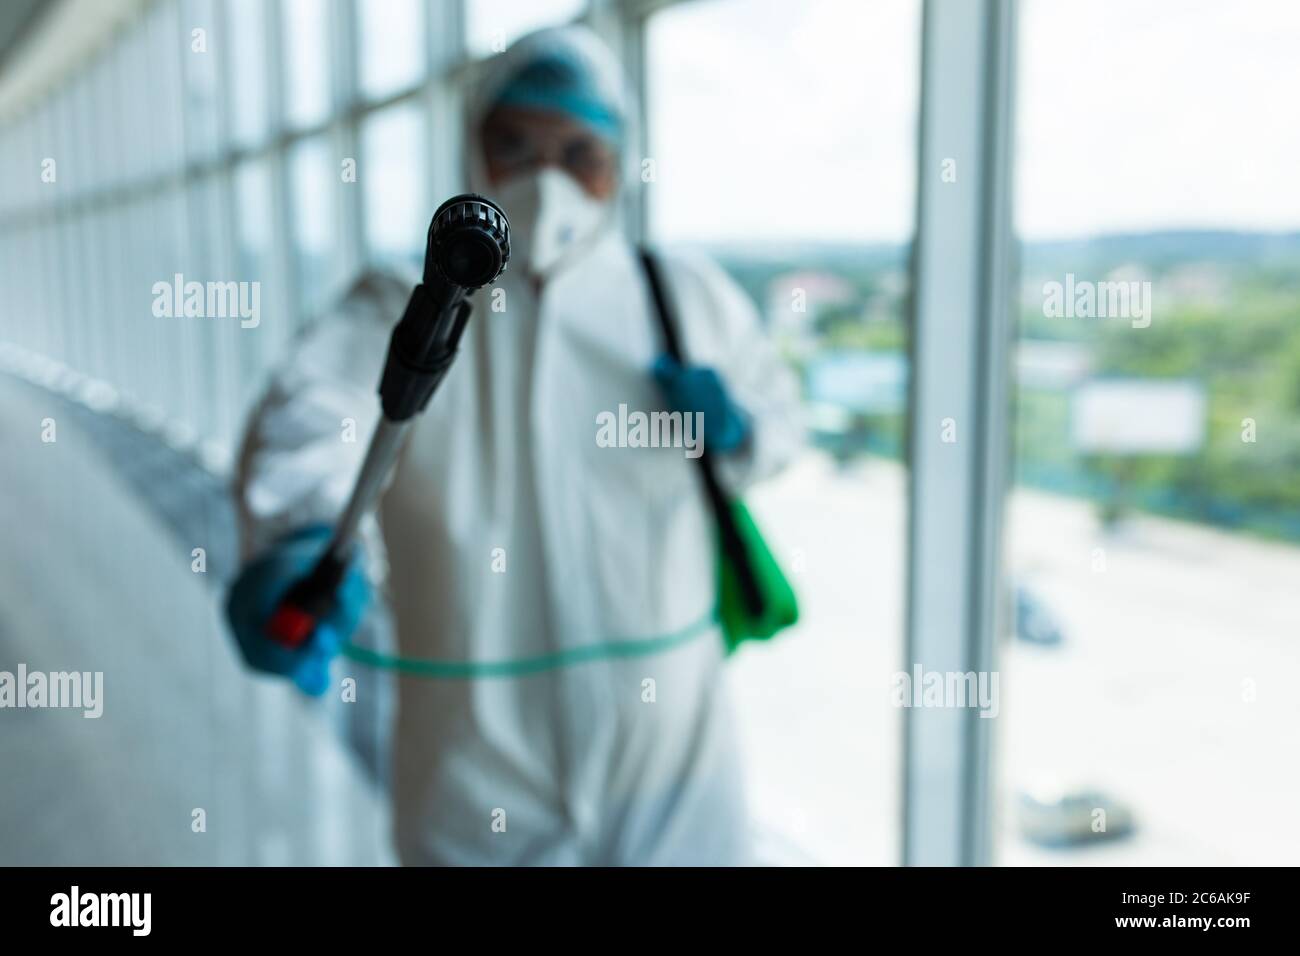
[708,234,1300,540]
[1016,258,1300,538]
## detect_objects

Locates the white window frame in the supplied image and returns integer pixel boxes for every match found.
[903,0,1017,866]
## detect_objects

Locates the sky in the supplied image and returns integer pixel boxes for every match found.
[644,0,1300,244]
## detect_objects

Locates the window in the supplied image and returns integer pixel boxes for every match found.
[53,87,84,202]
[227,0,270,148]
[191,172,242,446]
[361,101,429,267]
[1001,0,1300,865]
[181,0,223,162]
[282,0,333,129]
[289,134,345,315]
[356,0,426,101]
[79,61,110,196]
[147,0,187,175]
[233,159,277,400]
[114,24,151,184]
[646,0,921,865]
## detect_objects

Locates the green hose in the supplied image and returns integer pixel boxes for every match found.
[340,607,719,679]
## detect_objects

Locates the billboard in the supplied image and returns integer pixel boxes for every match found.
[1071,379,1206,454]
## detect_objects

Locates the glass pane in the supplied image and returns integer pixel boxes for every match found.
[0,119,13,215]
[145,187,189,416]
[183,0,224,161]
[90,51,124,192]
[192,172,242,446]
[360,101,428,268]
[39,221,68,363]
[114,24,149,185]
[228,0,270,147]
[465,0,587,57]
[282,0,333,128]
[233,159,277,402]
[78,63,107,196]
[1001,0,1300,865]
[356,0,425,100]
[235,162,275,285]
[288,134,344,316]
[146,0,186,175]
[81,209,110,383]
[646,0,921,865]
[11,113,37,214]
[11,223,30,352]
[54,87,86,201]
[125,198,157,402]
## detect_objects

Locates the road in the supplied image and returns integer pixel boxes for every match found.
[735,453,1300,865]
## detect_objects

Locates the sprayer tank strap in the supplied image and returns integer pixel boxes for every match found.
[637,247,765,617]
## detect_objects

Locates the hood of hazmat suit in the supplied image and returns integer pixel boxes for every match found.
[235,25,803,865]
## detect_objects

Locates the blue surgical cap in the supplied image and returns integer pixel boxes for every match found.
[490,50,623,144]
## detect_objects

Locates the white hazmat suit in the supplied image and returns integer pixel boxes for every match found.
[235,27,802,865]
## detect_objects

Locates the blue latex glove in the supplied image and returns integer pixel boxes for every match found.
[651,355,752,454]
[225,524,371,696]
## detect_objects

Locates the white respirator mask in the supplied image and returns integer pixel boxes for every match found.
[494,167,609,281]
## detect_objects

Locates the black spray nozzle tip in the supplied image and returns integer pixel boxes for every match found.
[425,193,511,290]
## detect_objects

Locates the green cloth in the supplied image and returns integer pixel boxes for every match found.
[716,500,800,654]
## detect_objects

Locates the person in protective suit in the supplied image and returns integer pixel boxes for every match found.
[226,25,802,865]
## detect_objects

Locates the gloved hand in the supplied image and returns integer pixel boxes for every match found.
[225,524,372,696]
[651,355,752,454]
